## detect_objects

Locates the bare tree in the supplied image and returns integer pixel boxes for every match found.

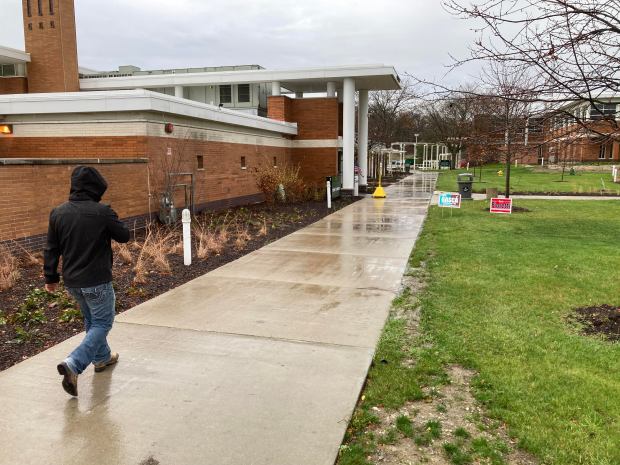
[368,79,422,147]
[443,0,620,138]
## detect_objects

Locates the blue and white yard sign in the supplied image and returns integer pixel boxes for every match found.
[438,192,461,208]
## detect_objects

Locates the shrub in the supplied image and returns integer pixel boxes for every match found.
[253,162,312,203]
[112,242,134,265]
[0,245,21,291]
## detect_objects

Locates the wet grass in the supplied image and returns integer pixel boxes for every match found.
[410,200,620,464]
[435,164,620,195]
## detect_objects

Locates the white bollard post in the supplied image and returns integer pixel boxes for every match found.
[326,177,332,209]
[466,162,470,170]
[354,174,359,197]
[541,157,544,167]
[182,208,192,266]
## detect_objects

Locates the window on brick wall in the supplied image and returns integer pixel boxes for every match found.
[49,0,54,14]
[273,156,277,167]
[197,155,204,170]
[0,65,16,77]
[50,20,55,28]
[37,0,43,16]
[241,156,247,169]
[599,145,606,159]
[219,85,232,104]
[590,103,618,120]
[238,84,251,103]
[26,0,32,17]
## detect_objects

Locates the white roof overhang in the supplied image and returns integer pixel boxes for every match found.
[79,64,401,92]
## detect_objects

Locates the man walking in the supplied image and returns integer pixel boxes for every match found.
[44,166,130,396]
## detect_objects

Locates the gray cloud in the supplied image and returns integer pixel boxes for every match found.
[0,0,481,84]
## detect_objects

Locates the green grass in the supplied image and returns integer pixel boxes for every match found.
[411,200,620,465]
[435,164,620,195]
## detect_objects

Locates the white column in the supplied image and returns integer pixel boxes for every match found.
[271,81,281,96]
[358,89,369,187]
[295,91,304,98]
[327,81,337,98]
[174,86,183,98]
[342,77,356,192]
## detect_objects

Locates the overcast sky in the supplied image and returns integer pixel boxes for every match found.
[0,0,481,85]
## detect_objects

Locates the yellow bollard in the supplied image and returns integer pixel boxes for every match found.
[372,162,387,198]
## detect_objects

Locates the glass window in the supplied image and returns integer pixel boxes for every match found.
[590,103,617,120]
[240,156,246,169]
[1,65,16,77]
[599,145,606,159]
[37,0,43,16]
[49,0,54,14]
[237,84,250,103]
[197,155,204,170]
[26,0,32,17]
[527,117,543,134]
[219,85,232,104]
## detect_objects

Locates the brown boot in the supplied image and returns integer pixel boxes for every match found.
[57,362,78,397]
[94,352,119,373]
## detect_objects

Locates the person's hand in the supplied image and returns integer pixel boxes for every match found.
[45,283,58,293]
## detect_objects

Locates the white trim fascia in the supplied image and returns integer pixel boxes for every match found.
[0,90,297,135]
[0,45,30,64]
[79,64,400,91]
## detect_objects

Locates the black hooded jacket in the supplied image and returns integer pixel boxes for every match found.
[44,166,130,288]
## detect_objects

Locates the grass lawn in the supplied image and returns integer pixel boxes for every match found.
[435,164,620,195]
[340,200,620,465]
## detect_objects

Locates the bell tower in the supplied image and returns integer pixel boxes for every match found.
[22,0,79,93]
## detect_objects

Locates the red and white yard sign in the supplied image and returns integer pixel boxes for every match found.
[490,198,512,214]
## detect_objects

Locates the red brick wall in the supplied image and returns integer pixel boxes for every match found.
[145,137,292,207]
[0,134,293,242]
[0,136,149,159]
[266,97,340,185]
[22,0,80,92]
[293,147,338,185]
[0,77,28,95]
[289,98,339,140]
[0,163,149,243]
[267,96,294,122]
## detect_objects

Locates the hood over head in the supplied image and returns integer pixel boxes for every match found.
[69,166,108,202]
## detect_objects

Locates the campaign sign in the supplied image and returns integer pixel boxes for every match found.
[490,197,512,214]
[438,192,461,208]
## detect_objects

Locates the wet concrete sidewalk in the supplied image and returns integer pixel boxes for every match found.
[0,173,437,465]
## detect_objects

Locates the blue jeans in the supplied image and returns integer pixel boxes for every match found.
[64,282,115,374]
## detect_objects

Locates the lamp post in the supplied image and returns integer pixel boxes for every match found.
[413,133,419,169]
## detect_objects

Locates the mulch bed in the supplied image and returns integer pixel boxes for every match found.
[569,305,620,342]
[0,197,358,371]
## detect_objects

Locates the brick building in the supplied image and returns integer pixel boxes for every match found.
[0,0,400,248]
[465,101,619,166]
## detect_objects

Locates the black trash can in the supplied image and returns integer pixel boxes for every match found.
[457,173,474,200]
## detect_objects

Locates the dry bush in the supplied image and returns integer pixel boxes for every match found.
[132,227,174,283]
[112,242,134,265]
[168,240,184,256]
[234,225,252,251]
[258,219,268,236]
[10,241,43,267]
[0,245,21,291]
[253,162,311,203]
[193,221,228,259]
